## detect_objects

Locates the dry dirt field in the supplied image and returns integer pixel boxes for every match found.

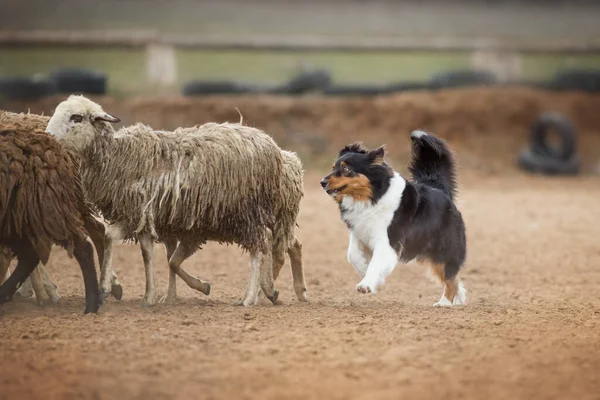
[1,170,600,400]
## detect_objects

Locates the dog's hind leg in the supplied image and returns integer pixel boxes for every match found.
[430,262,466,307]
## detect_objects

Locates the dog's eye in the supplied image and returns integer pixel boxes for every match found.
[342,165,350,174]
[70,114,84,123]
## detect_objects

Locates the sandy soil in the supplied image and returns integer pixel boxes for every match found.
[1,170,599,400]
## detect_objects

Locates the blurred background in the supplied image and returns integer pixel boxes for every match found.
[1,0,600,170]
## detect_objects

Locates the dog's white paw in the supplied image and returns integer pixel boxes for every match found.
[356,280,376,294]
[433,295,453,307]
[453,281,467,305]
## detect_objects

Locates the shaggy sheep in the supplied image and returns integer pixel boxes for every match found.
[0,111,120,303]
[0,123,101,313]
[47,95,283,306]
[158,149,308,305]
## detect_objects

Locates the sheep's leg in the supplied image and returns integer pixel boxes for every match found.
[159,238,178,305]
[168,241,210,297]
[29,265,50,305]
[139,233,157,307]
[38,263,61,303]
[86,217,122,300]
[288,237,307,302]
[255,242,286,305]
[15,275,34,298]
[100,225,124,300]
[0,247,11,284]
[237,250,262,307]
[258,229,278,304]
[0,240,40,305]
[72,238,101,314]
[241,229,277,306]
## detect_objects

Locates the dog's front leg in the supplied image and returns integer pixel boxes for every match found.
[347,233,370,278]
[356,239,398,294]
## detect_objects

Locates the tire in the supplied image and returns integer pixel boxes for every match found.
[274,70,332,95]
[552,69,600,92]
[529,111,576,161]
[0,76,57,100]
[430,69,497,89]
[182,81,256,95]
[517,148,580,175]
[50,68,107,95]
[385,81,431,93]
[323,84,385,96]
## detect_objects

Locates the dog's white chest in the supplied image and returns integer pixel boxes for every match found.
[341,173,406,249]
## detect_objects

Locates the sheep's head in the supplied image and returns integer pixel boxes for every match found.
[46,95,120,153]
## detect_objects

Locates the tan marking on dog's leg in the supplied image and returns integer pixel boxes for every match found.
[159,238,179,304]
[429,262,464,307]
[288,237,307,302]
[30,265,50,305]
[38,263,61,303]
[139,233,157,307]
[169,242,210,297]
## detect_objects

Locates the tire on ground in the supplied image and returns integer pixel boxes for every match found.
[273,70,332,95]
[529,111,576,161]
[0,76,57,100]
[429,69,497,89]
[551,69,600,93]
[50,68,107,95]
[324,84,385,96]
[182,81,257,95]
[517,148,580,175]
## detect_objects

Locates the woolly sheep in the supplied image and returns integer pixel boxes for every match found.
[47,95,283,306]
[158,149,308,305]
[0,123,101,314]
[0,111,121,304]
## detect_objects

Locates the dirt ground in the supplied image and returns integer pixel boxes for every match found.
[1,170,599,400]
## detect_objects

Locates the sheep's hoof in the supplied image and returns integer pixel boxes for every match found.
[267,289,279,304]
[295,286,308,302]
[158,293,177,305]
[141,293,157,307]
[111,284,123,301]
[202,283,211,296]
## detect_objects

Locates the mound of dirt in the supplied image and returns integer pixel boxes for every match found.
[4,88,600,173]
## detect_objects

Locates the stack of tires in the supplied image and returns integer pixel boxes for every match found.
[518,112,580,175]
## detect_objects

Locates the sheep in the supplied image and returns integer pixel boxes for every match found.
[0,123,101,314]
[46,95,283,307]
[156,149,308,305]
[0,111,121,304]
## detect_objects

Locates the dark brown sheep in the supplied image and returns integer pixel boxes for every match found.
[0,124,101,314]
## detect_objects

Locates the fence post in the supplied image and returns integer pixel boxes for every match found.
[146,43,177,86]
[469,50,522,82]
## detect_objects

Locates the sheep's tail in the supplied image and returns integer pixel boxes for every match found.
[409,130,458,201]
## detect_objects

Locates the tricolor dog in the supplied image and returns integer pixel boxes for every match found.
[320,131,467,306]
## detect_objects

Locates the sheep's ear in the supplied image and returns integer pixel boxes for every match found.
[367,145,386,165]
[94,113,121,123]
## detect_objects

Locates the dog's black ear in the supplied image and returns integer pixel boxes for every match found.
[367,145,386,165]
[339,142,368,157]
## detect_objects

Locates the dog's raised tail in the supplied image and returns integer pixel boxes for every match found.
[409,130,458,201]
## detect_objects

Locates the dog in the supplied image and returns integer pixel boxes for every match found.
[320,130,466,306]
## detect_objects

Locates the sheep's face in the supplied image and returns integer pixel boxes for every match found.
[46,95,120,153]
